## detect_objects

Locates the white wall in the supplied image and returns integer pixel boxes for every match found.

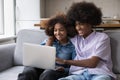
[45,0,76,18]
[40,0,46,18]
[4,0,15,36]
[15,0,40,33]
[44,0,120,18]
[15,0,120,32]
[85,0,120,18]
[0,0,4,34]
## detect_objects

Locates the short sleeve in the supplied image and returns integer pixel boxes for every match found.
[93,34,111,61]
[72,48,76,59]
[40,39,47,45]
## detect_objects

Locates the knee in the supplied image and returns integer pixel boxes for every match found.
[18,67,38,80]
[39,70,55,80]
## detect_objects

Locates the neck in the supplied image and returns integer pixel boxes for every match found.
[83,30,93,38]
[59,38,68,45]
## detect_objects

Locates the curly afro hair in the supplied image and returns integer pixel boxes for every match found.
[45,14,67,36]
[45,14,77,38]
[66,1,102,27]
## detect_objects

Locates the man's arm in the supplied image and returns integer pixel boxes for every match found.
[56,56,100,68]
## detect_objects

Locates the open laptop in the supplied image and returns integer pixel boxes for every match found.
[23,43,56,69]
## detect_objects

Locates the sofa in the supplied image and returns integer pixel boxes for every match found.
[0,29,120,80]
[0,29,48,80]
[104,30,120,80]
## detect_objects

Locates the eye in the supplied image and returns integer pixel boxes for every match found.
[75,22,79,26]
[76,22,82,26]
[54,29,57,32]
[60,29,65,31]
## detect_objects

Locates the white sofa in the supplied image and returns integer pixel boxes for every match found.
[0,29,120,80]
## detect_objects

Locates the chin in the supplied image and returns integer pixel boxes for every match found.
[56,38,62,41]
[78,33,84,36]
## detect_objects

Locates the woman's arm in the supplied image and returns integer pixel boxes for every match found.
[45,36,55,46]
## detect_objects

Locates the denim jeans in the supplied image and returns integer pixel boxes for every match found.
[58,70,113,80]
[40,69,68,80]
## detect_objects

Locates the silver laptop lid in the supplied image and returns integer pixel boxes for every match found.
[23,43,56,69]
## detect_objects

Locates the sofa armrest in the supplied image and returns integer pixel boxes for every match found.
[0,43,16,72]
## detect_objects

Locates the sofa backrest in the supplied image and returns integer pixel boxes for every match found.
[104,30,120,74]
[14,29,48,65]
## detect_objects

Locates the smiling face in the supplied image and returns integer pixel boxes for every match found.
[54,23,68,44]
[75,21,93,38]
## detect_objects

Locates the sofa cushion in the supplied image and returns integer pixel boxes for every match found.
[14,29,48,65]
[0,43,15,72]
[116,74,120,80]
[104,30,120,74]
[0,66,24,80]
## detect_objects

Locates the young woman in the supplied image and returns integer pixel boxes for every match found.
[39,14,76,80]
[56,2,116,80]
[18,14,76,80]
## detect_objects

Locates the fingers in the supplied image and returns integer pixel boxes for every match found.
[56,58,65,64]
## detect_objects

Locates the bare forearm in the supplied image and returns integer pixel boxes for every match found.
[45,37,54,46]
[64,56,100,68]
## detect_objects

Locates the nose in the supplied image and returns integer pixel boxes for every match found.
[76,25,82,30]
[56,30,60,35]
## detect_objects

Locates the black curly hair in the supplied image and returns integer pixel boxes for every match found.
[66,1,102,27]
[45,14,67,36]
[45,14,76,38]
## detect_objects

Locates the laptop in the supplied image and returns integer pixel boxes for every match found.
[23,43,56,69]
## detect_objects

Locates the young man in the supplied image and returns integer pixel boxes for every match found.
[56,2,116,80]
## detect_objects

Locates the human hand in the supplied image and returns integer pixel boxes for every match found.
[55,66,65,72]
[56,58,66,64]
[46,36,55,46]
[48,36,55,41]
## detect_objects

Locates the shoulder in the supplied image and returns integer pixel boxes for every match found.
[95,32,110,41]
[68,40,75,47]
[70,35,80,42]
[40,39,48,45]
[53,40,59,45]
